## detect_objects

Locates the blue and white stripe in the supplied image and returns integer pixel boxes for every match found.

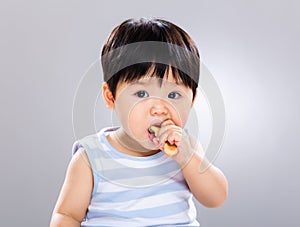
[72,127,199,227]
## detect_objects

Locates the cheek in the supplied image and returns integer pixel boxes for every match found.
[115,103,131,125]
[126,102,149,138]
[171,103,192,127]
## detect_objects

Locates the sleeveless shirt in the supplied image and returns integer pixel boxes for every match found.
[72,127,199,227]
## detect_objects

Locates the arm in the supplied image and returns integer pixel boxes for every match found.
[158,120,228,208]
[174,137,228,208]
[180,151,228,208]
[50,148,93,227]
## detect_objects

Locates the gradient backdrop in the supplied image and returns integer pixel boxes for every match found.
[1,0,299,226]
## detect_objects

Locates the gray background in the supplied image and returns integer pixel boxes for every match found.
[1,0,299,226]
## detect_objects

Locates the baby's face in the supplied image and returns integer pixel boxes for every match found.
[113,72,194,149]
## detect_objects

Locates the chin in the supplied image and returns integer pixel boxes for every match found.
[139,141,159,151]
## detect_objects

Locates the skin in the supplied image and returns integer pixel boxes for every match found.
[107,74,193,156]
[50,70,229,226]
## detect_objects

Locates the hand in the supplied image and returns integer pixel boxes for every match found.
[155,119,183,150]
[154,119,205,167]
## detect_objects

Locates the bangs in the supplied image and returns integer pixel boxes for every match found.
[107,62,197,98]
[122,63,182,84]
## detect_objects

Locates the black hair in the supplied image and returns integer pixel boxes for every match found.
[101,17,200,100]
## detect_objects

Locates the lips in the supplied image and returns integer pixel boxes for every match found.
[147,119,168,142]
[148,130,155,141]
[148,125,162,143]
[147,123,161,141]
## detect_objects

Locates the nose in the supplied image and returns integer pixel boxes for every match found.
[150,100,169,116]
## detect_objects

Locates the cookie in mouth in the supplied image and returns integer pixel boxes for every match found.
[148,125,178,156]
[148,125,160,141]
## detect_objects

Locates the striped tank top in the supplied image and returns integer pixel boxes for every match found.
[72,127,200,227]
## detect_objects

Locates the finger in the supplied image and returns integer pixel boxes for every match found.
[166,131,182,146]
[153,137,160,145]
[157,124,181,138]
[160,119,175,128]
[159,130,182,147]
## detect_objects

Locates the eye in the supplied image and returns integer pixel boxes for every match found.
[134,90,149,98]
[168,92,181,99]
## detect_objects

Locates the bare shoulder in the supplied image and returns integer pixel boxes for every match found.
[66,147,94,190]
[71,147,92,169]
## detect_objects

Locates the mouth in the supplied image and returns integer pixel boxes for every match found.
[148,125,160,141]
[148,130,155,141]
[148,128,155,141]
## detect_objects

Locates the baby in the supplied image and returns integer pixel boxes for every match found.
[50,18,228,227]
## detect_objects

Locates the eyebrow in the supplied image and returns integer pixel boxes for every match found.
[130,79,185,86]
[131,80,148,85]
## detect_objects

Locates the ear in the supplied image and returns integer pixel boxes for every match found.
[191,89,198,107]
[102,82,115,110]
